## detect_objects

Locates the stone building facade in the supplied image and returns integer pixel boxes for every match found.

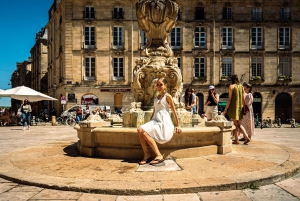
[46,0,300,121]
[30,28,49,114]
[10,59,32,112]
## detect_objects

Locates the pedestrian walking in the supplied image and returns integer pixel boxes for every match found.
[222,75,251,145]
[20,99,32,130]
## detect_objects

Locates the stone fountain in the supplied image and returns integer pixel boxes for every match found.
[75,0,233,159]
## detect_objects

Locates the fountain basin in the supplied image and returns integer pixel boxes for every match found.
[75,123,233,159]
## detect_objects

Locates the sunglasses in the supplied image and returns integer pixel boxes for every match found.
[156,83,163,87]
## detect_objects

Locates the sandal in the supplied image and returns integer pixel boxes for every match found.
[149,158,164,165]
[232,141,240,144]
[244,139,251,145]
[138,157,152,165]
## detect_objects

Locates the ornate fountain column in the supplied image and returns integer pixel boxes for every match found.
[132,0,183,110]
[124,0,189,127]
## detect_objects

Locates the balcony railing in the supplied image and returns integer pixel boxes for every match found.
[112,42,124,49]
[140,43,147,49]
[111,76,124,81]
[194,42,206,49]
[195,12,206,20]
[112,11,124,19]
[82,42,96,49]
[251,42,264,49]
[280,12,291,20]
[83,76,96,81]
[222,11,233,20]
[279,42,290,49]
[171,42,182,50]
[252,12,263,20]
[221,42,233,49]
[83,11,95,20]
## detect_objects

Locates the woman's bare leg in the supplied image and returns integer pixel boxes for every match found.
[141,132,162,159]
[137,128,152,160]
[235,120,250,143]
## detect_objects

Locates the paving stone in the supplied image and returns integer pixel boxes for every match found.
[136,160,181,172]
[198,190,251,201]
[243,184,300,201]
[30,189,82,200]
[116,195,163,201]
[0,191,39,201]
[0,183,18,194]
[8,185,43,192]
[77,193,117,201]
[276,178,300,197]
[163,193,200,201]
[0,178,12,183]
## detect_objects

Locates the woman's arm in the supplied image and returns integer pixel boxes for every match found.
[213,93,219,104]
[166,94,181,133]
[223,85,234,114]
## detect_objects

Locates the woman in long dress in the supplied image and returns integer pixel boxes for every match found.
[240,83,255,139]
[137,78,181,165]
[222,75,251,145]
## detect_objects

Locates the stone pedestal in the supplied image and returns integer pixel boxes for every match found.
[75,115,111,157]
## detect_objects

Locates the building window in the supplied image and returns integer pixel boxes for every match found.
[222,7,232,20]
[60,60,63,81]
[279,27,290,49]
[113,57,124,80]
[251,27,263,49]
[280,7,291,20]
[170,27,181,49]
[177,57,181,69]
[194,57,205,78]
[112,7,124,19]
[194,27,206,48]
[84,6,95,19]
[221,57,232,77]
[113,26,124,48]
[84,57,95,80]
[195,7,205,20]
[84,26,95,48]
[140,30,147,49]
[252,7,263,20]
[279,57,290,77]
[222,27,233,49]
[251,57,262,78]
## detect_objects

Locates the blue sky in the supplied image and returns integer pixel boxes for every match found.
[0,0,53,106]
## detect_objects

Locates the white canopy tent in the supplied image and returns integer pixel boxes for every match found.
[0,86,57,102]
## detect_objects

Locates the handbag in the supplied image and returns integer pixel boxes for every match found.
[242,105,249,115]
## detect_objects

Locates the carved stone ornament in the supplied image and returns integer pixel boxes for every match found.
[136,0,179,57]
[133,0,183,110]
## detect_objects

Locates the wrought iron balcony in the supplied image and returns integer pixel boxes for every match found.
[252,12,263,20]
[222,11,233,20]
[251,42,264,50]
[83,11,95,20]
[279,42,290,49]
[82,42,96,49]
[280,12,291,20]
[195,12,206,20]
[112,11,124,19]
[112,42,124,49]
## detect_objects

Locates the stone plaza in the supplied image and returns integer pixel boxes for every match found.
[0,124,300,200]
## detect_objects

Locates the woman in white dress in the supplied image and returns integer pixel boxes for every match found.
[137,78,181,165]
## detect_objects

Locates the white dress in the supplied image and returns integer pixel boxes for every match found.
[141,94,174,144]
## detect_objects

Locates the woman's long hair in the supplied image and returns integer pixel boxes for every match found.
[244,82,252,93]
[184,88,193,106]
[231,74,240,84]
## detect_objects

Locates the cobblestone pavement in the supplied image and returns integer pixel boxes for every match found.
[0,124,299,201]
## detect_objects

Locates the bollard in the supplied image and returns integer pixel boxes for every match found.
[291,118,295,128]
[52,116,56,126]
